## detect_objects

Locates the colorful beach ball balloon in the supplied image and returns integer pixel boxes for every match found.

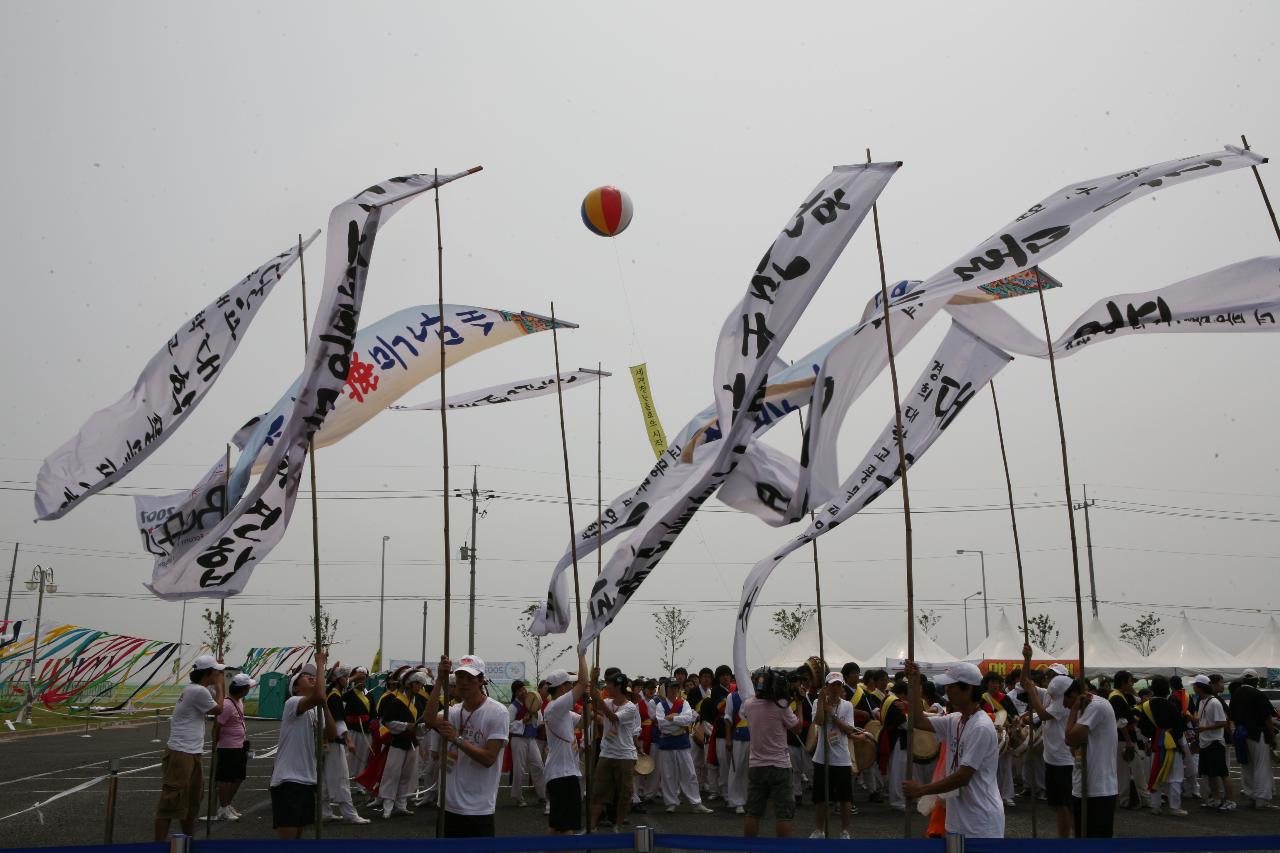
[580,185,634,237]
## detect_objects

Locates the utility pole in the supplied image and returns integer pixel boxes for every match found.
[1073,486,1098,618]
[468,467,478,653]
[3,542,16,623]
[378,535,390,668]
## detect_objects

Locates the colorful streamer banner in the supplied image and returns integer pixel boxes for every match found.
[392,367,605,411]
[628,363,668,459]
[34,234,317,522]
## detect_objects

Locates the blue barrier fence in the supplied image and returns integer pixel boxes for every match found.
[2,834,1279,853]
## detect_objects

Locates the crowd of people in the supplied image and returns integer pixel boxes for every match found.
[151,645,1279,841]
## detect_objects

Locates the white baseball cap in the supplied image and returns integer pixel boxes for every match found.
[456,655,485,677]
[545,670,573,688]
[289,663,317,693]
[1047,674,1075,699]
[1191,675,1211,687]
[230,673,257,689]
[825,672,844,685]
[1242,668,1259,680]
[1047,663,1070,676]
[192,654,226,672]
[934,662,984,688]
[406,670,431,687]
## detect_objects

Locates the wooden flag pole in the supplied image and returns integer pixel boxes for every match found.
[867,149,915,839]
[989,381,1037,838]
[295,232,326,840]
[1241,135,1280,242]
[1034,278,1089,834]
[434,171,454,839]
[549,302,590,832]
[595,360,604,676]
[797,408,829,837]
[204,444,232,836]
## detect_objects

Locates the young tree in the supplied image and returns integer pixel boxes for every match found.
[1119,612,1165,657]
[517,603,571,681]
[770,604,816,642]
[1019,613,1061,654]
[306,606,340,653]
[201,607,234,660]
[654,606,691,674]
[917,609,943,641]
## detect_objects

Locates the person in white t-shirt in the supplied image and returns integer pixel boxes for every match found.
[1191,675,1234,811]
[1020,647,1076,838]
[1065,682,1118,837]
[904,661,1006,840]
[543,654,589,834]
[269,653,337,839]
[424,654,510,837]
[810,672,866,839]
[589,672,641,831]
[154,654,225,841]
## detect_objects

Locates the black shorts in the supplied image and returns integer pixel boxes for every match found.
[746,765,795,820]
[1198,741,1228,777]
[1045,763,1073,807]
[811,762,853,804]
[443,811,496,837]
[1072,794,1117,838]
[547,775,582,832]
[270,781,316,829]
[215,747,247,783]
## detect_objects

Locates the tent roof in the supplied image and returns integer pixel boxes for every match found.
[1237,616,1280,671]
[969,609,1054,661]
[1143,612,1250,677]
[765,614,858,669]
[863,632,959,670]
[1083,615,1145,675]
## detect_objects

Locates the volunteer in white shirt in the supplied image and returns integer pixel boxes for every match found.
[810,672,866,839]
[1020,646,1075,838]
[543,655,589,834]
[905,661,1006,840]
[269,654,336,839]
[154,654,225,842]
[589,672,641,832]
[425,654,510,837]
[1065,681,1118,837]
[1191,675,1234,811]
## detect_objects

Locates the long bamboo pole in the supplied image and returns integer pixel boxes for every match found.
[295,233,326,840]
[797,409,829,836]
[989,381,1037,837]
[434,171,454,839]
[1241,135,1280,243]
[549,302,589,832]
[595,360,604,676]
[1034,277,1089,834]
[866,149,915,839]
[205,444,233,836]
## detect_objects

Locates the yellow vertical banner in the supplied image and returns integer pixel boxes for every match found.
[629,363,668,459]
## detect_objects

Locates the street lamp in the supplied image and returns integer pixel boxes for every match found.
[16,566,56,725]
[378,536,390,670]
[956,549,989,637]
[962,591,983,655]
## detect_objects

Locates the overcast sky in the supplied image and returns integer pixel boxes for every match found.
[4,2,1279,680]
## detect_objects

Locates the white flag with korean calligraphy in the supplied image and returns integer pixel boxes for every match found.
[146,171,476,600]
[535,162,900,651]
[391,367,606,411]
[33,235,316,522]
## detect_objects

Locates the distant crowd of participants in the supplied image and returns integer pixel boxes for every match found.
[150,646,1279,841]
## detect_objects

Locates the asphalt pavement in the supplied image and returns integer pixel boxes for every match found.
[1,721,1278,848]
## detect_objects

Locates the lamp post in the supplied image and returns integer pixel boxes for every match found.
[378,536,389,669]
[963,591,982,655]
[956,549,989,637]
[16,566,56,725]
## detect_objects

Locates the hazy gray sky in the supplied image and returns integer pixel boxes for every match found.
[4,2,1279,678]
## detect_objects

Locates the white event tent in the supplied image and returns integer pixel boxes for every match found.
[1140,612,1250,677]
[864,632,960,671]
[968,609,1058,663]
[765,614,858,669]
[1082,615,1147,675]
[1236,616,1280,673]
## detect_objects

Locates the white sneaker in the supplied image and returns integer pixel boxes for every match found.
[1167,808,1188,817]
[1203,798,1220,809]
[691,803,714,814]
[809,830,826,839]
[839,830,851,839]
[544,802,550,815]
[666,805,677,813]
[342,815,371,825]
[1004,798,1016,807]
[734,805,745,815]
[227,805,243,819]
